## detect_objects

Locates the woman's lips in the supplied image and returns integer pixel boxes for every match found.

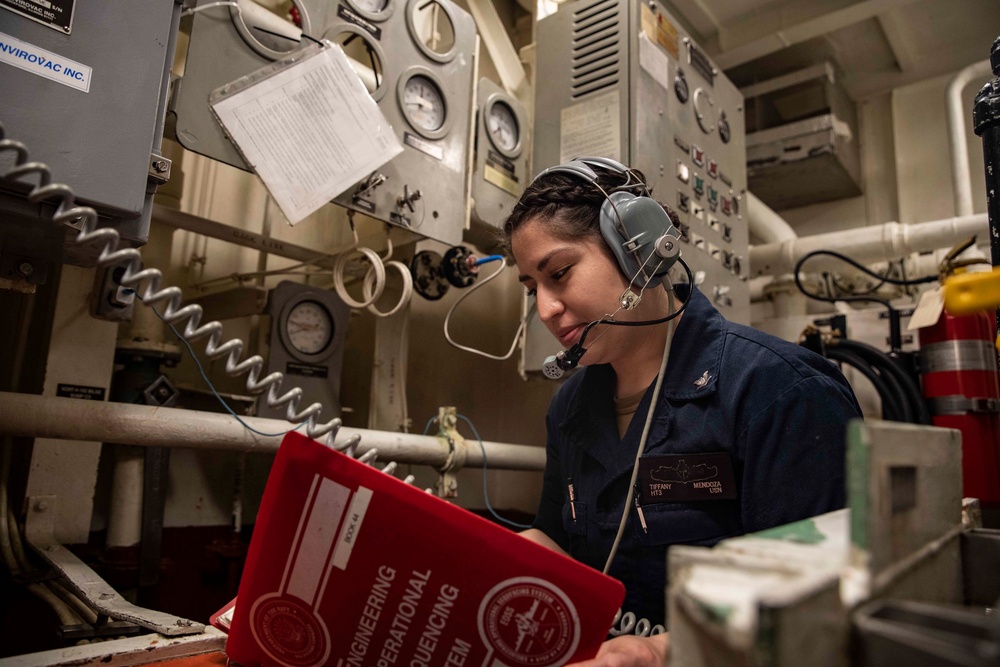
[557,324,585,347]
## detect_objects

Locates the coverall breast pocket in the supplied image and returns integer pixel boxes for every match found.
[636,502,738,548]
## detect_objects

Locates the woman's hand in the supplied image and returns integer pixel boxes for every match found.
[567,633,670,667]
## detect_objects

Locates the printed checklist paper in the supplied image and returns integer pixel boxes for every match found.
[211,44,403,225]
[221,431,624,667]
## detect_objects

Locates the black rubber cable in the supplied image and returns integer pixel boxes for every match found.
[826,347,904,422]
[832,339,930,425]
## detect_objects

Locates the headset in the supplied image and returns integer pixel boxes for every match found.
[528,157,688,379]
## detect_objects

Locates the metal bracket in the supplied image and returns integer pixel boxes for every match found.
[148,153,172,185]
[24,495,204,636]
[434,407,468,499]
[928,395,1000,415]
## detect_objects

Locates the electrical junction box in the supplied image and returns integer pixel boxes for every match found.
[525,0,748,374]
[0,0,181,277]
[173,0,477,246]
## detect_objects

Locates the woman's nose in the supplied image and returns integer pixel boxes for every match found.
[535,288,564,322]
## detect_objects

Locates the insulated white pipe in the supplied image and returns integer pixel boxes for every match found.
[749,214,989,277]
[747,192,797,243]
[106,447,144,548]
[947,59,993,217]
[0,393,546,472]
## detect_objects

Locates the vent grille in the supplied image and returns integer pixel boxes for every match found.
[571,0,621,99]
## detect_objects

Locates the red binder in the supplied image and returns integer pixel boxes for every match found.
[224,431,625,667]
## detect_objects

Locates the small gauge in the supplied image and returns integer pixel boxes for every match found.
[674,69,689,103]
[398,70,451,139]
[719,112,732,144]
[284,300,334,356]
[487,101,519,153]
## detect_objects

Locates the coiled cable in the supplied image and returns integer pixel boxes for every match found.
[828,338,930,425]
[0,121,361,455]
[363,259,413,317]
[332,245,386,310]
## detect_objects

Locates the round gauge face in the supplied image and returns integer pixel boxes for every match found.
[488,102,519,152]
[402,75,446,133]
[674,70,689,103]
[352,0,389,12]
[719,112,732,144]
[284,300,333,356]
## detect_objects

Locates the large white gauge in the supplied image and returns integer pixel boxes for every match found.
[484,95,522,158]
[346,0,394,20]
[405,0,458,63]
[398,69,451,140]
[230,0,312,61]
[280,299,334,359]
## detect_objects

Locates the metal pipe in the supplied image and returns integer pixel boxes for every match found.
[0,392,546,472]
[749,214,989,277]
[947,59,993,217]
[466,0,529,101]
[152,204,339,267]
[747,191,797,243]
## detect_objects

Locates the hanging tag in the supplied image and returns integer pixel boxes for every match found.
[210,43,403,225]
[907,286,944,331]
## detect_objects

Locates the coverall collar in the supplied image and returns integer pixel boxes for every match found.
[558,285,725,472]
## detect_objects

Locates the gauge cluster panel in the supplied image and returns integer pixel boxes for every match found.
[173,0,477,246]
[468,78,529,244]
[259,281,351,419]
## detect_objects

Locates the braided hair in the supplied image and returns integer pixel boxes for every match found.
[498,163,675,259]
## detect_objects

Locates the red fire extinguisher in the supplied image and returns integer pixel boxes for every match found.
[919,308,1000,526]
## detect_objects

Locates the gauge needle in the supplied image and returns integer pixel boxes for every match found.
[289,320,319,331]
[407,97,433,109]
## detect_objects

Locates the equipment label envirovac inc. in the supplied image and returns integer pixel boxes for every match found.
[0,30,91,92]
[1,0,75,34]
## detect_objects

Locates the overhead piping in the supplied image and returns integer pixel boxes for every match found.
[947,59,993,217]
[750,214,989,277]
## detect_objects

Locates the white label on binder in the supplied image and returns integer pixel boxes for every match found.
[329,486,373,573]
[286,477,351,604]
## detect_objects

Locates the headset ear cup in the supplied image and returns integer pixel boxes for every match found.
[599,191,642,280]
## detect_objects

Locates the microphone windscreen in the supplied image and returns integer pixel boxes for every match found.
[542,355,565,380]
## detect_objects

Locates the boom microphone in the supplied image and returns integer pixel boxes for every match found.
[542,345,586,380]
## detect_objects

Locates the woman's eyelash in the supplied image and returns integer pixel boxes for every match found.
[526,288,537,297]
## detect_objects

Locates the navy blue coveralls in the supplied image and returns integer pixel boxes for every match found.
[531,286,862,625]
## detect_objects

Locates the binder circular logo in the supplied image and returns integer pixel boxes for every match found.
[250,593,330,667]
[478,577,580,666]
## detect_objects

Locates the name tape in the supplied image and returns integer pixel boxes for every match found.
[0,30,91,92]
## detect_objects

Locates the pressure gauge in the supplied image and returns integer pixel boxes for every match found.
[279,298,335,360]
[346,0,394,21]
[486,99,520,156]
[398,68,451,140]
[262,282,350,420]
[231,0,312,61]
[405,0,458,63]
